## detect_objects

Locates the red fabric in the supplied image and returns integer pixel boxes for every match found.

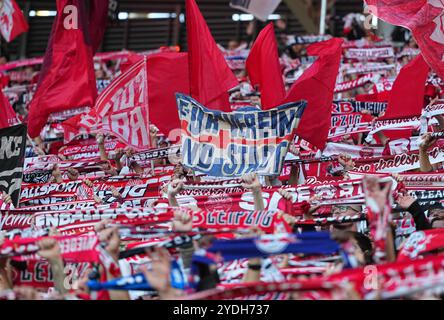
[282,38,344,150]
[0,0,29,42]
[186,0,238,111]
[120,53,143,73]
[398,229,444,262]
[0,74,10,88]
[88,0,109,53]
[3,234,100,263]
[246,23,285,109]
[147,52,190,137]
[27,0,98,138]
[366,0,444,80]
[0,89,17,129]
[381,130,414,142]
[381,54,429,120]
[61,112,92,143]
[95,59,151,150]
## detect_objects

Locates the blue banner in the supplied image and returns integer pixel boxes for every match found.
[176,94,306,177]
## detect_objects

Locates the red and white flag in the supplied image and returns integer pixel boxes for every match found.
[365,0,444,80]
[246,23,286,109]
[95,58,151,150]
[282,38,344,150]
[0,0,28,42]
[186,0,238,111]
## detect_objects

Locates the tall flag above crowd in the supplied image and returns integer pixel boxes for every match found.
[230,0,282,21]
[365,0,444,80]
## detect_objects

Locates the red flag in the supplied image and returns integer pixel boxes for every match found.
[147,52,190,137]
[186,0,238,111]
[0,89,17,129]
[246,23,285,109]
[27,0,100,138]
[282,38,344,150]
[381,54,429,119]
[365,0,444,80]
[0,0,29,42]
[95,58,151,150]
[88,0,109,53]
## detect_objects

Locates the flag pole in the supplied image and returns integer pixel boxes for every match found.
[319,0,327,35]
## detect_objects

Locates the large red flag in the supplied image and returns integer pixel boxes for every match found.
[27,0,102,138]
[0,89,17,129]
[246,23,285,109]
[365,0,444,80]
[0,0,29,42]
[186,0,238,111]
[282,38,344,150]
[382,54,429,119]
[147,52,190,137]
[95,58,151,150]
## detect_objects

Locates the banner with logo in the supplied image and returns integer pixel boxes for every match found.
[95,58,151,150]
